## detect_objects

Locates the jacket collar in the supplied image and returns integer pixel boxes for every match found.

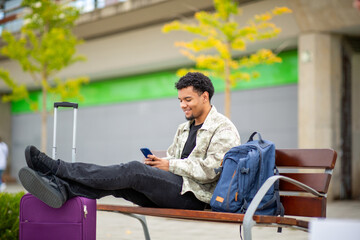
[184,105,217,131]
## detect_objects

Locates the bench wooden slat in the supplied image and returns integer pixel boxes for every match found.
[97,204,309,229]
[276,149,336,169]
[281,196,326,217]
[279,173,331,193]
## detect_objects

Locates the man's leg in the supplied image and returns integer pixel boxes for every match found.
[21,147,206,210]
[56,160,206,210]
[56,177,159,207]
[19,166,160,208]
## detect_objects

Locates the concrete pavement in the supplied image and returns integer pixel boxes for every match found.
[5,183,360,240]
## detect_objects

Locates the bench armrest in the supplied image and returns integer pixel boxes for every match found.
[243,175,325,240]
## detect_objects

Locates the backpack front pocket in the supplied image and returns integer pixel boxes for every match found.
[210,158,241,212]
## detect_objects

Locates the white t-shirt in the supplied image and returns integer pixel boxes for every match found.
[0,142,8,170]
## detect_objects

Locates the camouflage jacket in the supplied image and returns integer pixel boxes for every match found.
[167,106,241,204]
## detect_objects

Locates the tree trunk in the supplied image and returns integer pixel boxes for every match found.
[224,42,232,119]
[41,77,47,153]
[224,63,231,118]
[41,24,49,153]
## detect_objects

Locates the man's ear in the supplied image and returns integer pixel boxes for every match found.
[202,91,209,103]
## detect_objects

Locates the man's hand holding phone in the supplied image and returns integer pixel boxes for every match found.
[140,148,153,159]
[141,148,169,171]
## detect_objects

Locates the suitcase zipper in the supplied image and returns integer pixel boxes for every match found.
[84,205,88,218]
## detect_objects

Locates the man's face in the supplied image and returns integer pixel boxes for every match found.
[178,86,208,122]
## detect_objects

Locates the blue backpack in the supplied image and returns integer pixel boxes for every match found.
[210,132,283,216]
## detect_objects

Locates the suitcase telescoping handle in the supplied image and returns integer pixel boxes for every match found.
[52,102,78,162]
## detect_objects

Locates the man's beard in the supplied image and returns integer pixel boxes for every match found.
[185,115,195,121]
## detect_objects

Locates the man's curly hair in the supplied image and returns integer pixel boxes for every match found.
[175,72,214,101]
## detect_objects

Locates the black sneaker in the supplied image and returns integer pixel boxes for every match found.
[18,167,67,208]
[25,145,58,174]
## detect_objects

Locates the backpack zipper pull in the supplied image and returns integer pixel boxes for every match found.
[235,192,238,201]
[83,205,88,218]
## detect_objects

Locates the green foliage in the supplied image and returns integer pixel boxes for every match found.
[0,191,25,240]
[49,76,89,101]
[162,0,291,85]
[162,0,292,117]
[0,0,88,110]
[0,69,29,101]
[0,0,89,150]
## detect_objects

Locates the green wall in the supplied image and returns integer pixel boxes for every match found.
[11,50,298,114]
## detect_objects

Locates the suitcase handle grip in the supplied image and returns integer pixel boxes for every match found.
[53,102,78,162]
[54,102,78,109]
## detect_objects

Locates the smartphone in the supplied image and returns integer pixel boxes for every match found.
[140,148,153,158]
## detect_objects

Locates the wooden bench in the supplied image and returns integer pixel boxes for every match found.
[97,149,337,240]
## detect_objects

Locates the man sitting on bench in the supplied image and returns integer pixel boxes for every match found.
[18,72,241,210]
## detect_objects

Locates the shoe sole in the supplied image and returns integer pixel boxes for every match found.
[18,167,64,208]
[25,146,34,169]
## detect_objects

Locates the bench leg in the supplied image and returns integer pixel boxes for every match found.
[120,213,151,240]
[243,220,254,240]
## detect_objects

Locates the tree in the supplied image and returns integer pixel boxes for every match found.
[0,0,88,152]
[162,0,291,118]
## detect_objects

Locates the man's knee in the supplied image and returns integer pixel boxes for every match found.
[124,161,157,177]
[126,161,146,170]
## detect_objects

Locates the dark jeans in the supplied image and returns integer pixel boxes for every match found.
[54,160,206,210]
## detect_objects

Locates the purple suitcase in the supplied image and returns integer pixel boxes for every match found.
[19,193,96,240]
[19,102,96,240]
